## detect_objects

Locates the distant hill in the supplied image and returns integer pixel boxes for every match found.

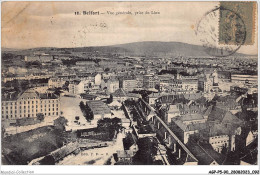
[110,41,254,57]
[112,41,208,57]
[2,41,256,57]
[2,48,22,52]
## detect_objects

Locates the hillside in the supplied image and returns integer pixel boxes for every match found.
[2,41,255,57]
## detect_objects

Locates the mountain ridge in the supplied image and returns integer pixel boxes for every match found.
[2,41,257,57]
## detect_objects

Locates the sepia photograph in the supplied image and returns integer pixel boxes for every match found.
[1,0,258,173]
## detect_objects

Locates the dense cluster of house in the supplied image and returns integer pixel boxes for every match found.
[1,51,258,165]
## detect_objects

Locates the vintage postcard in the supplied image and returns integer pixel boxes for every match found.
[1,1,258,174]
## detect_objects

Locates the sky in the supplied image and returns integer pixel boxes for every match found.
[2,1,258,55]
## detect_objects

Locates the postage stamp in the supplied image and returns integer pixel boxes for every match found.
[195,1,257,57]
[219,1,256,45]
[195,6,246,57]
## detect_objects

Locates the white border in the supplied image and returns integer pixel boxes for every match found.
[0,0,259,174]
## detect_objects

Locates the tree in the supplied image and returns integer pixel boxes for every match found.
[36,113,45,122]
[79,101,87,119]
[97,117,122,139]
[133,137,158,165]
[87,111,94,121]
[1,124,6,139]
[155,84,160,91]
[107,95,113,104]
[54,116,68,131]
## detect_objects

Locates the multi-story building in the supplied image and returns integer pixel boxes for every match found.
[69,80,93,94]
[143,75,159,89]
[231,74,258,85]
[48,78,66,89]
[203,106,243,153]
[136,75,144,89]
[68,80,82,94]
[160,79,182,92]
[122,79,137,92]
[107,79,120,93]
[1,89,61,121]
[209,134,230,153]
[181,79,198,92]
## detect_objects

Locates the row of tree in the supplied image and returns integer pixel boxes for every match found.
[79,101,94,122]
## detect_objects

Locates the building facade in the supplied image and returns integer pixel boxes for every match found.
[1,89,61,121]
[122,79,137,92]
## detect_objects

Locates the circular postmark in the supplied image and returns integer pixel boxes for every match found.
[195,6,246,57]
